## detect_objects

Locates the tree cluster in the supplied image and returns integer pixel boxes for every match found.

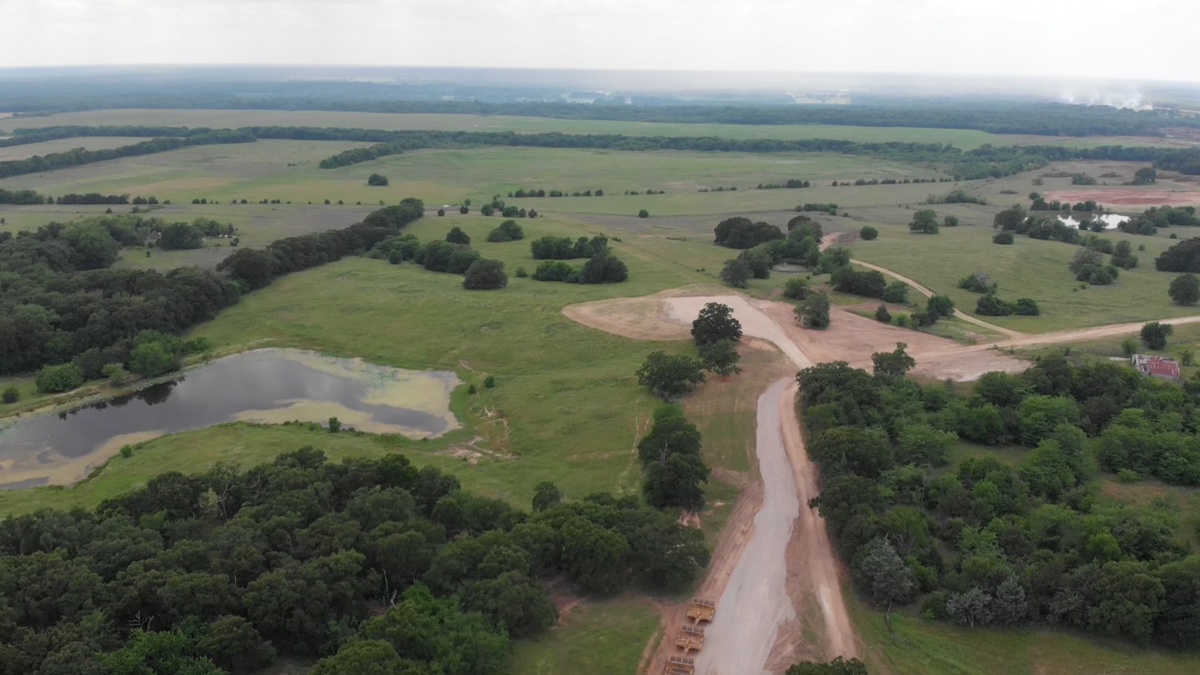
[713,217,785,249]
[0,448,708,674]
[800,355,1200,645]
[975,294,1040,317]
[638,406,711,512]
[529,235,608,260]
[1156,237,1200,273]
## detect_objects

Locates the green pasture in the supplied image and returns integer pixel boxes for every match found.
[0,139,948,219]
[0,108,1051,149]
[856,600,1200,675]
[3,108,1184,152]
[0,136,153,161]
[848,219,1195,333]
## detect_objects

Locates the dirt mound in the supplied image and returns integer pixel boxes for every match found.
[1047,189,1200,206]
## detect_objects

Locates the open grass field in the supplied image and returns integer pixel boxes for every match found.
[0,108,1088,150]
[855,599,1200,675]
[510,596,661,675]
[848,218,1194,333]
[0,140,947,217]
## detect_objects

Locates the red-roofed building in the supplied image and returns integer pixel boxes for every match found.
[1131,354,1182,382]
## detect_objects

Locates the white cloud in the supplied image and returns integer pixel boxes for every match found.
[0,0,1196,82]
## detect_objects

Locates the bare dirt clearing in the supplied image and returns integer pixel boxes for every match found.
[1047,188,1200,206]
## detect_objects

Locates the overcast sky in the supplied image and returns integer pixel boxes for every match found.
[2,0,1197,83]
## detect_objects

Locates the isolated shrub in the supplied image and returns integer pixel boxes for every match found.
[1110,240,1138,269]
[367,173,389,186]
[783,277,810,300]
[692,302,743,346]
[874,304,892,323]
[579,252,629,284]
[480,204,494,216]
[699,340,742,376]
[881,281,909,304]
[859,226,879,241]
[638,209,649,218]
[446,226,471,245]
[636,351,707,399]
[102,363,130,386]
[1141,322,1174,350]
[463,259,508,290]
[437,208,445,217]
[976,293,1009,316]
[958,271,997,294]
[1012,298,1040,316]
[486,219,524,242]
[993,232,1015,245]
[1168,274,1200,305]
[908,209,940,234]
[943,215,960,228]
[514,266,529,278]
[532,260,576,282]
[894,314,910,328]
[36,364,84,393]
[797,292,831,329]
[927,295,955,318]
[2,386,19,404]
[719,258,752,288]
[459,205,469,214]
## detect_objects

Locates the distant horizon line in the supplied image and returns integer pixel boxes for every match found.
[0,63,1192,85]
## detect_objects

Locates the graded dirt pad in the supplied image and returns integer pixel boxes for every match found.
[757,302,1025,380]
[1047,188,1200,206]
[562,291,693,341]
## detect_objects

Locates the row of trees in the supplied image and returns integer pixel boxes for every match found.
[801,354,1200,645]
[0,131,255,179]
[0,199,424,377]
[0,448,708,674]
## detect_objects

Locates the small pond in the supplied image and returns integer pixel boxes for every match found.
[1057,214,1131,230]
[0,349,460,489]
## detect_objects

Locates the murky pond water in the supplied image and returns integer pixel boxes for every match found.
[0,349,460,489]
[1058,214,1130,230]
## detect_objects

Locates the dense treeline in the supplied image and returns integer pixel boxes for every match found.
[0,216,240,375]
[0,131,255,179]
[0,447,708,674]
[4,124,1200,182]
[0,201,424,376]
[217,199,425,290]
[0,189,159,205]
[801,355,1200,645]
[6,94,1195,136]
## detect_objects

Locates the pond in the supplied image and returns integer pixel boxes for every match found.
[0,349,461,489]
[1058,214,1131,230]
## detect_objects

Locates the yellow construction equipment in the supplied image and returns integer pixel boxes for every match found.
[674,624,705,653]
[685,598,716,623]
[664,655,696,675]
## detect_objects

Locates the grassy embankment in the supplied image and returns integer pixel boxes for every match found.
[848,218,1195,333]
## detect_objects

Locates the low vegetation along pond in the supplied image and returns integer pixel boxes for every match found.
[0,349,460,490]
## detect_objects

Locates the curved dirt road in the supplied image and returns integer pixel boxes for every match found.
[848,258,1023,339]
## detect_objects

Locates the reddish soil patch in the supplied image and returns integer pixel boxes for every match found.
[1047,189,1200,206]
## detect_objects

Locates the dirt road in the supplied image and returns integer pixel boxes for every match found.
[777,380,858,661]
[847,258,1023,340]
[694,378,805,675]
